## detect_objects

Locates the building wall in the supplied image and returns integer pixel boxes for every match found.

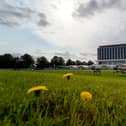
[97,44,126,64]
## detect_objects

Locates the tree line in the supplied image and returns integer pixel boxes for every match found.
[0,53,94,69]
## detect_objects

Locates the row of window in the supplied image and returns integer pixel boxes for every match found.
[97,47,126,60]
[98,60,126,65]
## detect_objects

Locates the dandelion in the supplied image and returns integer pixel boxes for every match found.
[80,91,92,100]
[27,85,48,96]
[63,73,74,80]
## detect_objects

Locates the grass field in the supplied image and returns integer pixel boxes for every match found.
[0,70,126,126]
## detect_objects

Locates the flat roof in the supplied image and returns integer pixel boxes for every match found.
[99,43,126,48]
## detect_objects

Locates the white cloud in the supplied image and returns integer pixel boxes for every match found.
[31,0,126,56]
[0,0,49,27]
[73,0,125,18]
[0,0,126,61]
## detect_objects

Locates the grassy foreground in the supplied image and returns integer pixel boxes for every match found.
[0,70,126,126]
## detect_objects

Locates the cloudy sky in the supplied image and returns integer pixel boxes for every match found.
[0,0,126,61]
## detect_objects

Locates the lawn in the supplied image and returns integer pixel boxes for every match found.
[0,70,126,126]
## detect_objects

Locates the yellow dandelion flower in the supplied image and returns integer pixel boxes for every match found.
[27,85,48,94]
[63,73,73,77]
[63,73,74,80]
[80,91,92,100]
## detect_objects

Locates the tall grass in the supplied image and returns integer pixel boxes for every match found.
[0,70,126,126]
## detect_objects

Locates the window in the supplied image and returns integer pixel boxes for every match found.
[124,47,126,59]
[107,48,109,59]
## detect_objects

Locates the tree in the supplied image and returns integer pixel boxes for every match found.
[66,59,75,66]
[21,54,34,68]
[87,60,94,65]
[36,56,49,69]
[51,56,65,66]
[75,60,82,65]
[82,61,88,65]
[0,53,14,68]
[13,57,24,69]
[58,57,65,65]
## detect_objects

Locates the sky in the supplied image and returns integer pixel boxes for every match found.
[0,0,126,61]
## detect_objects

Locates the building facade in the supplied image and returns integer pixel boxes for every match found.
[97,44,126,64]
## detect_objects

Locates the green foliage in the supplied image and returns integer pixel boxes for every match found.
[66,59,75,66]
[0,53,14,68]
[0,70,126,125]
[51,56,65,66]
[21,54,34,68]
[36,56,49,69]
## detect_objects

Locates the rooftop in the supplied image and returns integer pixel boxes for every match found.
[99,43,126,48]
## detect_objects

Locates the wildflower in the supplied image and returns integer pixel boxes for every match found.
[80,91,92,100]
[63,73,74,80]
[27,85,48,96]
